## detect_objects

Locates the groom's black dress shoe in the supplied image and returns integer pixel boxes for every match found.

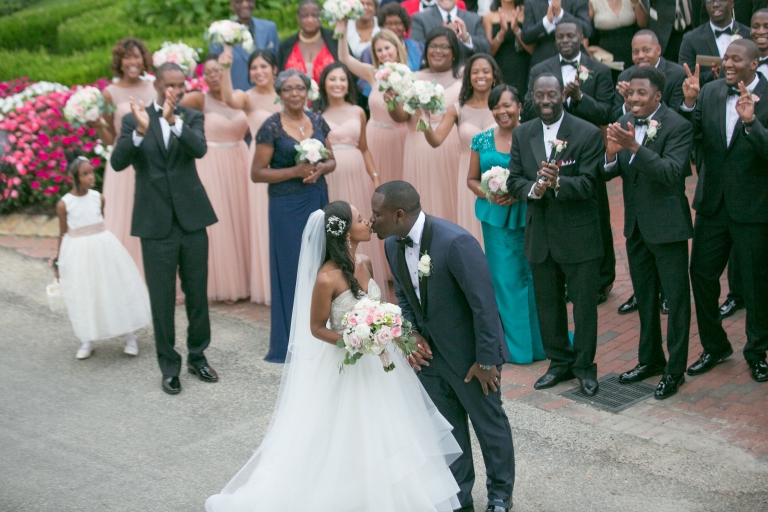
[597,291,608,305]
[719,298,744,319]
[619,363,665,384]
[687,348,733,376]
[188,364,219,382]
[534,370,574,390]
[654,373,684,399]
[579,378,599,396]
[162,376,181,395]
[617,294,638,314]
[747,359,768,382]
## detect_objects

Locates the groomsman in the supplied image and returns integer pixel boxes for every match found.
[524,21,616,303]
[679,0,751,86]
[410,0,490,58]
[680,39,768,383]
[508,74,605,396]
[521,0,592,67]
[603,67,694,399]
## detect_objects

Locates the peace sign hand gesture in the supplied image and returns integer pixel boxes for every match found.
[682,63,701,108]
[735,81,757,123]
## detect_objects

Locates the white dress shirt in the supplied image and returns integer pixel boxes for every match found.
[758,59,768,80]
[404,211,426,301]
[604,103,662,170]
[559,52,581,85]
[529,112,565,199]
[711,21,735,58]
[437,5,473,48]
[543,0,565,34]
[132,100,184,148]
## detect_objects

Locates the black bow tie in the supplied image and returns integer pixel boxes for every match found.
[561,59,579,68]
[727,86,741,97]
[397,236,414,248]
[714,26,733,37]
[759,58,768,67]
[635,118,649,126]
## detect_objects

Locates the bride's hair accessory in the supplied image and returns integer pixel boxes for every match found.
[326,215,347,236]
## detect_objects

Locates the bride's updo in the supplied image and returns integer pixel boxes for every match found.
[323,201,363,299]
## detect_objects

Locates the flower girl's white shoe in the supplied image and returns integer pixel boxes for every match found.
[123,334,139,356]
[76,342,93,360]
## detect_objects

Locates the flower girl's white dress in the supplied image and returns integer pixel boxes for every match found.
[206,278,461,512]
[58,190,151,342]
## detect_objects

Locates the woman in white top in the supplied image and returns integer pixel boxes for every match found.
[346,0,381,58]
[589,0,649,80]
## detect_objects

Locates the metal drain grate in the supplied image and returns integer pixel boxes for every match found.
[560,373,656,413]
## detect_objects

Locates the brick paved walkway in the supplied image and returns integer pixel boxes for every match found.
[2,175,766,462]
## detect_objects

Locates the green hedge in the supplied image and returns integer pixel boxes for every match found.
[0,0,40,17]
[0,47,112,84]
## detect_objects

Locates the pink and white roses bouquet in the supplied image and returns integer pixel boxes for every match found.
[337,298,418,372]
[205,20,255,52]
[294,138,331,164]
[63,86,114,128]
[374,62,415,110]
[323,0,365,39]
[402,79,446,131]
[152,41,200,77]
[479,165,510,202]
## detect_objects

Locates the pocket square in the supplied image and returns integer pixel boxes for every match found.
[557,158,576,167]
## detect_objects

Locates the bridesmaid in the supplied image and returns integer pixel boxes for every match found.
[336,23,409,183]
[386,27,463,223]
[467,85,545,364]
[95,38,155,276]
[220,47,280,305]
[252,70,336,363]
[420,53,502,245]
[310,62,392,301]
[181,54,251,303]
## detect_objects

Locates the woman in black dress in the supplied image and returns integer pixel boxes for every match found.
[483,0,533,98]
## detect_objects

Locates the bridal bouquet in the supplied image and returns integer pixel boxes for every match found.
[152,41,199,77]
[402,80,446,131]
[294,138,331,164]
[337,298,418,372]
[205,20,255,52]
[374,63,415,110]
[63,86,115,128]
[478,165,510,202]
[323,0,365,38]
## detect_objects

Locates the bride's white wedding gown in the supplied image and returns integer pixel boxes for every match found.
[206,278,461,512]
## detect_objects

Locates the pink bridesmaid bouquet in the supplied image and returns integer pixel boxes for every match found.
[479,165,510,202]
[323,0,365,39]
[401,80,446,131]
[63,86,115,128]
[294,138,331,164]
[374,63,415,110]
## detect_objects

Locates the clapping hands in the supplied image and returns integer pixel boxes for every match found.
[606,122,639,155]
[129,96,150,135]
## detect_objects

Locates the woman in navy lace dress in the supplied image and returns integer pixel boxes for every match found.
[252,69,336,363]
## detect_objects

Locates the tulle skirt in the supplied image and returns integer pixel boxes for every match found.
[102,162,144,277]
[58,230,151,342]
[456,150,484,247]
[366,120,408,184]
[205,344,461,512]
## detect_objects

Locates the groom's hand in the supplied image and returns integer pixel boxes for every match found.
[406,332,432,371]
[465,363,500,395]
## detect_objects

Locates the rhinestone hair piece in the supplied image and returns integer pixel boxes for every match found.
[326,216,347,237]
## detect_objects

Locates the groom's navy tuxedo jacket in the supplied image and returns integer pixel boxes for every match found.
[384,215,509,378]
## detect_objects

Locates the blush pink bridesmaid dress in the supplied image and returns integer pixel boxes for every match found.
[366,88,408,184]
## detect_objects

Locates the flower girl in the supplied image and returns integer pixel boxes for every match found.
[54,150,151,359]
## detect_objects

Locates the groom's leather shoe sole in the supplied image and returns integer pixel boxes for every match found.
[162,376,181,395]
[534,370,574,390]
[188,365,219,382]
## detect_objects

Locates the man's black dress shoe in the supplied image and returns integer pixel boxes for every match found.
[619,363,665,383]
[660,297,669,315]
[597,291,608,305]
[162,376,181,395]
[655,373,684,399]
[747,359,768,382]
[580,378,599,396]
[719,298,744,319]
[486,506,508,512]
[188,364,219,382]
[687,348,733,376]
[534,370,574,390]
[618,294,638,314]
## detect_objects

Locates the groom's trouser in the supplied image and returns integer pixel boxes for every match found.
[142,219,211,377]
[419,350,515,508]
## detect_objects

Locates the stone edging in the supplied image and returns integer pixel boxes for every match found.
[0,214,59,238]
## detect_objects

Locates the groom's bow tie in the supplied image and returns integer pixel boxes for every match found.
[397,236,414,248]
[560,59,579,68]
[760,57,768,67]
[714,26,733,37]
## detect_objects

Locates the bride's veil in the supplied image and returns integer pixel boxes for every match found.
[213,210,327,496]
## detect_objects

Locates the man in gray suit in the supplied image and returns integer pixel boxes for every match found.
[410,0,490,58]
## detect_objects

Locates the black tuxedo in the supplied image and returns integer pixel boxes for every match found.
[610,58,687,122]
[507,112,605,380]
[604,104,694,374]
[681,76,768,362]
[678,20,752,86]
[384,215,513,509]
[521,0,592,68]
[410,6,490,58]
[111,105,217,377]
[277,28,339,73]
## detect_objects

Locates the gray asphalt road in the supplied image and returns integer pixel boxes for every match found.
[1,247,767,512]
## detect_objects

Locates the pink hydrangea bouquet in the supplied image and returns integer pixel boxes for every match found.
[402,79,446,131]
[294,138,331,164]
[205,20,255,52]
[63,86,114,128]
[337,297,418,372]
[479,165,510,202]
[152,41,200,77]
[374,62,415,110]
[323,0,365,39]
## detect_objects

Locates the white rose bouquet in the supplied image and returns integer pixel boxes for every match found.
[294,138,331,164]
[402,79,446,131]
[309,79,320,102]
[323,0,366,39]
[63,86,115,128]
[152,41,200,77]
[337,298,418,372]
[478,165,510,202]
[205,20,255,52]
[374,63,415,110]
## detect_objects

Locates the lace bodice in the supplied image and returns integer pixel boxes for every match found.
[329,278,382,334]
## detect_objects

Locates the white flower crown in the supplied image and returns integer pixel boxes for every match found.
[326,216,347,237]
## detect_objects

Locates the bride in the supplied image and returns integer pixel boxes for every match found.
[206,201,461,511]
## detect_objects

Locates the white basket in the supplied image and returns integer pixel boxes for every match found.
[46,279,67,313]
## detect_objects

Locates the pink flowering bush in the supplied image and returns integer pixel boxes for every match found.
[0,78,31,99]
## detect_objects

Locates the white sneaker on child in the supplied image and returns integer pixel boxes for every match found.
[123,333,139,356]
[76,342,93,360]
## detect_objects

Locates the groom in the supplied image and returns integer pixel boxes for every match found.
[371,181,514,512]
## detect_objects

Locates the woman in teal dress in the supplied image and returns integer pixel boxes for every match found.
[467,84,546,364]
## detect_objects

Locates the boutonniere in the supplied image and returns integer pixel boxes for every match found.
[548,139,568,162]
[578,65,591,83]
[730,29,743,42]
[417,251,433,278]
[644,120,660,145]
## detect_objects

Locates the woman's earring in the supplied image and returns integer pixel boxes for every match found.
[347,238,352,249]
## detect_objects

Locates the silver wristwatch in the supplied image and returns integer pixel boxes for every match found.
[478,363,495,371]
